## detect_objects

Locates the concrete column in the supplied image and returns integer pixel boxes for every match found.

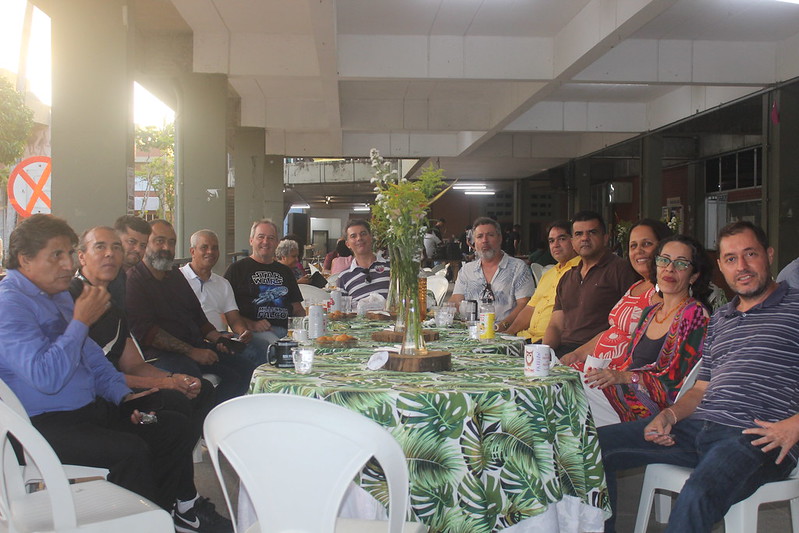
[174,73,227,266]
[641,135,664,220]
[46,0,132,231]
[763,88,799,272]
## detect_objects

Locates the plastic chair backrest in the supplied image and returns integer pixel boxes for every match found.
[530,263,544,287]
[204,394,411,533]
[426,276,449,307]
[674,359,703,402]
[326,272,340,288]
[0,379,30,422]
[0,402,77,530]
[299,284,331,305]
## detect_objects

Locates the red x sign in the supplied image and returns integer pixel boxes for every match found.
[7,156,52,218]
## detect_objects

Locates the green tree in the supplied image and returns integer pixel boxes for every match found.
[135,123,175,223]
[0,75,35,184]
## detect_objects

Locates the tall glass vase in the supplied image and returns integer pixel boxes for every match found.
[393,245,427,356]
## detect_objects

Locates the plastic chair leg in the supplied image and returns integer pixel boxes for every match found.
[633,480,657,533]
[653,492,671,523]
[790,497,799,532]
[723,500,759,533]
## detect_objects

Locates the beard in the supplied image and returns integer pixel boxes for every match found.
[147,249,175,271]
[476,247,498,261]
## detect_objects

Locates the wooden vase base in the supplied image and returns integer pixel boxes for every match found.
[365,311,396,321]
[385,350,451,372]
[371,329,440,343]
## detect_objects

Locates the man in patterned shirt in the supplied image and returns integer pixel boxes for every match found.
[449,217,535,328]
[598,221,799,533]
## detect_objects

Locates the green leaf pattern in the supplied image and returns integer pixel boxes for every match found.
[250,320,610,531]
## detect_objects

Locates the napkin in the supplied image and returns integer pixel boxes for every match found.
[584,355,611,373]
[366,350,389,370]
[357,293,387,315]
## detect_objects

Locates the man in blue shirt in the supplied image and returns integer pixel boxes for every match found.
[0,215,196,518]
[598,221,799,533]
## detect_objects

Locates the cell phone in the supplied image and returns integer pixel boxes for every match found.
[217,336,247,354]
[121,390,164,419]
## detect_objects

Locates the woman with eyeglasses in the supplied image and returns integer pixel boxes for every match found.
[560,219,672,370]
[583,234,711,425]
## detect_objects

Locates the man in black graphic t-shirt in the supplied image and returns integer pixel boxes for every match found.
[224,219,304,346]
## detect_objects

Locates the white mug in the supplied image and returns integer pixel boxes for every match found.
[330,289,343,313]
[304,305,326,339]
[524,344,556,377]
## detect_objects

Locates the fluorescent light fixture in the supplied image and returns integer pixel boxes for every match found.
[453,184,486,190]
[775,0,799,4]
[464,190,495,196]
[353,205,371,212]
[291,203,310,209]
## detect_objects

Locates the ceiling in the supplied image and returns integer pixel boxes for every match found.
[135,0,799,205]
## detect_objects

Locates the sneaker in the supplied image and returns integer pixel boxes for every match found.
[174,496,233,533]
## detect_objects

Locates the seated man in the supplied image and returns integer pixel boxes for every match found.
[599,221,799,533]
[0,215,198,520]
[336,219,391,302]
[503,221,580,340]
[180,229,266,365]
[126,219,257,404]
[449,217,535,328]
[543,211,639,358]
[224,219,304,342]
[105,214,152,306]
[70,225,229,532]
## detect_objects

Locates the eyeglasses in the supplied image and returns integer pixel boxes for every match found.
[480,282,495,303]
[357,267,371,283]
[655,255,692,271]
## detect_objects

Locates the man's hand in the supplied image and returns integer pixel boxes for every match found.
[585,369,630,389]
[160,373,202,399]
[246,318,272,332]
[187,347,218,365]
[643,410,676,447]
[236,329,252,344]
[743,416,799,464]
[73,284,111,326]
[559,351,583,366]
[122,388,159,425]
[297,274,311,284]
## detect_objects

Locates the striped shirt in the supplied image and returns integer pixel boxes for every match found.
[694,282,799,457]
[337,256,391,302]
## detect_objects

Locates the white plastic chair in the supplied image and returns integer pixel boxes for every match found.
[203,394,427,533]
[425,276,449,307]
[633,361,799,533]
[327,272,340,288]
[0,378,109,487]
[530,263,544,287]
[300,284,331,305]
[0,401,174,532]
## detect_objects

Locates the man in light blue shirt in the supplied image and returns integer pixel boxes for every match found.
[0,214,195,514]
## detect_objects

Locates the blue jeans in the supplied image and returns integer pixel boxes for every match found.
[240,329,285,366]
[598,416,796,533]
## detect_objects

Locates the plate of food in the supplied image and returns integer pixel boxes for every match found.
[328,311,357,321]
[315,334,359,347]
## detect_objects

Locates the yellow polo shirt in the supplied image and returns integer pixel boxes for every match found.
[518,255,581,342]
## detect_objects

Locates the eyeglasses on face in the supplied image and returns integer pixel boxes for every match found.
[655,255,692,271]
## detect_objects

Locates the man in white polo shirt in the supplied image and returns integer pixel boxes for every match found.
[180,229,269,365]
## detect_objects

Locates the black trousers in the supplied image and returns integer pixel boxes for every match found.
[145,379,215,446]
[31,398,196,510]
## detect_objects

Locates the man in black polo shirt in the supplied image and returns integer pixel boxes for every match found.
[71,225,229,533]
[544,211,639,359]
[126,220,257,404]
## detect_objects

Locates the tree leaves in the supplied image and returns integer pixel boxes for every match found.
[0,74,34,174]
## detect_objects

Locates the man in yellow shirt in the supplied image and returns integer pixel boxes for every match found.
[501,221,579,341]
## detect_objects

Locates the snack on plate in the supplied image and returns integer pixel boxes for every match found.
[316,334,357,344]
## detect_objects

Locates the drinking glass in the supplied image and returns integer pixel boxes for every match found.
[291,347,315,374]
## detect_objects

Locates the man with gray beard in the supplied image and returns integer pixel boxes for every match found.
[448,217,534,328]
[125,220,257,404]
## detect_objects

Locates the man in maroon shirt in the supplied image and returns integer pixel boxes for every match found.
[125,219,257,404]
[543,211,639,358]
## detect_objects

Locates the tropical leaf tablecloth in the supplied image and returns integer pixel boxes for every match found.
[249,320,610,532]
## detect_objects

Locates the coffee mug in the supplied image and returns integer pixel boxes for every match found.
[304,304,326,339]
[267,339,299,368]
[524,344,556,377]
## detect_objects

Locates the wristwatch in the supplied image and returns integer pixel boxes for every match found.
[630,372,640,385]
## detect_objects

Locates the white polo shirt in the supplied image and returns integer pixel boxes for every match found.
[179,263,239,331]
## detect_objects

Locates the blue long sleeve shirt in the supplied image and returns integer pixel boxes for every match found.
[0,270,131,417]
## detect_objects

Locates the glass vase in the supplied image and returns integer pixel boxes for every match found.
[393,246,426,356]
